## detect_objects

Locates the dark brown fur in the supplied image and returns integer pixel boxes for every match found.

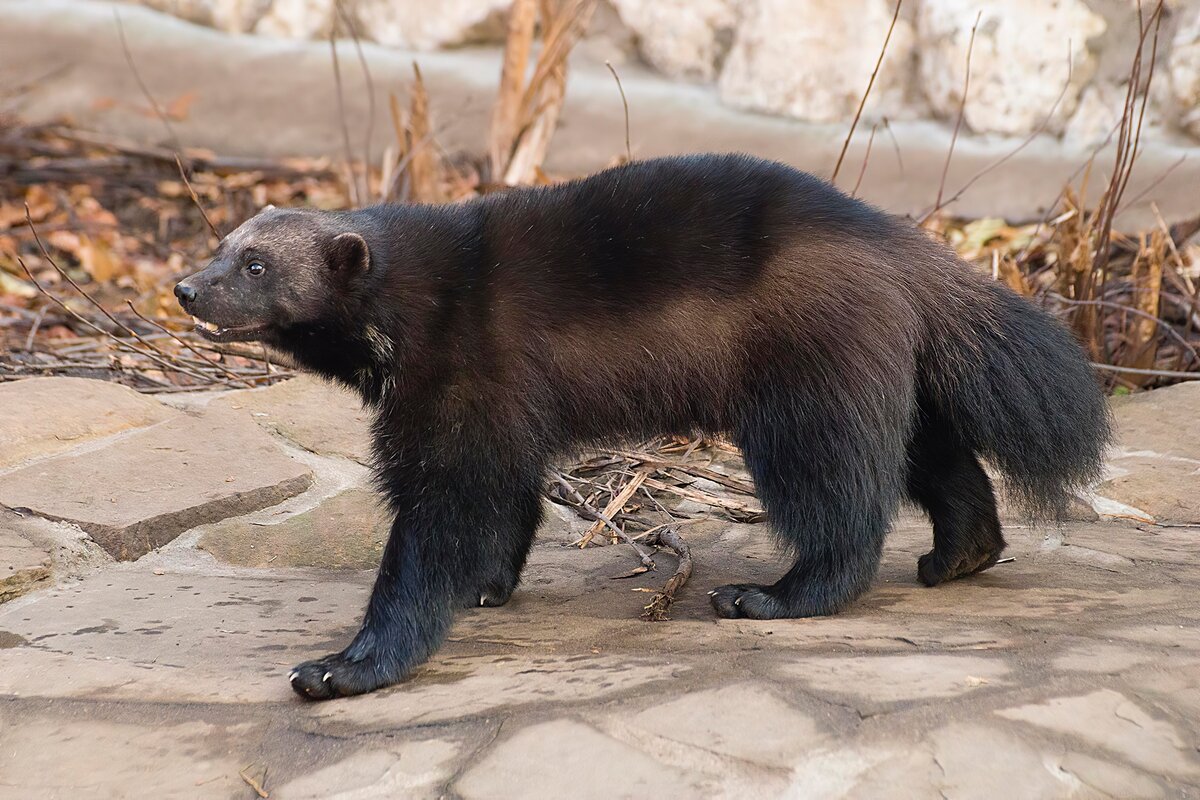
[176,153,1111,699]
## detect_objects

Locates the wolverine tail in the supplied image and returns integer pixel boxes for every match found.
[922,283,1113,519]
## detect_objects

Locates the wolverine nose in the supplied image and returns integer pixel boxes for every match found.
[174,282,197,309]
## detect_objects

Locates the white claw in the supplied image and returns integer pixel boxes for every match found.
[707,590,716,597]
[734,596,743,607]
[480,595,487,607]
[323,671,333,682]
[288,670,298,683]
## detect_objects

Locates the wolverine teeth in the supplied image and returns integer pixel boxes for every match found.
[192,316,221,333]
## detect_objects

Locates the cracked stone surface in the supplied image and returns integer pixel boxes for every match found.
[210,374,373,465]
[1,374,1199,797]
[199,488,389,569]
[0,376,175,469]
[1099,382,1200,523]
[0,527,51,603]
[0,406,313,560]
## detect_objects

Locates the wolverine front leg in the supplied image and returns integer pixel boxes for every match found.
[289,462,544,700]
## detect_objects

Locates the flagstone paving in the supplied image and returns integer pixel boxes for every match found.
[0,375,1197,798]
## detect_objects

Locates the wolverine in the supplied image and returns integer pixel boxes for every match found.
[175,153,1111,700]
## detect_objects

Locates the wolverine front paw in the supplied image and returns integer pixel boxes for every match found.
[289,650,400,700]
[709,583,790,619]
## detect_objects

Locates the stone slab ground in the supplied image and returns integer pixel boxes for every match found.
[0,375,1198,798]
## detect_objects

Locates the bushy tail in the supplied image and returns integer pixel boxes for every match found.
[923,284,1113,519]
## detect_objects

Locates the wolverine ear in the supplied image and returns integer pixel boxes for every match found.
[323,232,371,274]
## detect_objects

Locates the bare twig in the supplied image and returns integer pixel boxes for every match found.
[123,301,255,386]
[831,0,902,184]
[329,30,360,207]
[932,10,981,217]
[114,9,219,239]
[1090,362,1200,380]
[334,0,375,204]
[239,764,269,799]
[605,61,632,162]
[921,43,1074,223]
[851,122,878,198]
[641,527,693,621]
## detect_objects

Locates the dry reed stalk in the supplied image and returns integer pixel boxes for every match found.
[490,0,595,186]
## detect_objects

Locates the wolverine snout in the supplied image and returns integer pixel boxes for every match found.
[173,281,197,310]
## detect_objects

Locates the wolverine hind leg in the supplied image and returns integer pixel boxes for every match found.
[905,411,1006,587]
[710,384,901,619]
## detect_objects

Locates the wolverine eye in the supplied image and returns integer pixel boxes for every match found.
[246,261,266,276]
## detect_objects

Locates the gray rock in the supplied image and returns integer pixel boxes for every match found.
[997,689,1200,780]
[457,719,702,799]
[199,487,390,569]
[211,375,373,465]
[0,377,174,470]
[1100,382,1200,522]
[0,407,313,560]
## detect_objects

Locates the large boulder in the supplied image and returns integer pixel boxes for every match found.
[718,0,917,123]
[609,0,742,82]
[916,0,1106,136]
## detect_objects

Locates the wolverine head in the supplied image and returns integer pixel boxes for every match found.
[174,206,371,342]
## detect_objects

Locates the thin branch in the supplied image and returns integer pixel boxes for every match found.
[851,122,879,198]
[641,527,693,621]
[123,301,254,386]
[335,0,375,204]
[932,10,981,217]
[329,29,360,207]
[605,61,632,163]
[1090,362,1200,380]
[173,153,220,240]
[921,42,1073,223]
[831,0,902,184]
[112,9,180,151]
[114,9,219,239]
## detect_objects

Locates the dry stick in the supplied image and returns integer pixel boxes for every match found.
[238,764,269,799]
[113,10,219,240]
[605,61,632,163]
[489,0,538,179]
[1089,2,1164,365]
[1118,154,1186,214]
[16,256,213,383]
[329,29,360,207]
[554,471,649,563]
[22,308,45,351]
[172,154,220,240]
[920,45,1074,224]
[1110,3,1164,219]
[851,122,879,198]
[881,117,905,177]
[112,9,180,151]
[579,470,649,549]
[1095,2,1163,276]
[334,0,375,203]
[1090,362,1200,381]
[1051,294,1200,366]
[23,209,225,384]
[123,301,255,386]
[641,527,693,622]
[932,10,981,218]
[830,0,902,184]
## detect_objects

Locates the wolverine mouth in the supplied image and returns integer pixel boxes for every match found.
[192,316,269,343]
